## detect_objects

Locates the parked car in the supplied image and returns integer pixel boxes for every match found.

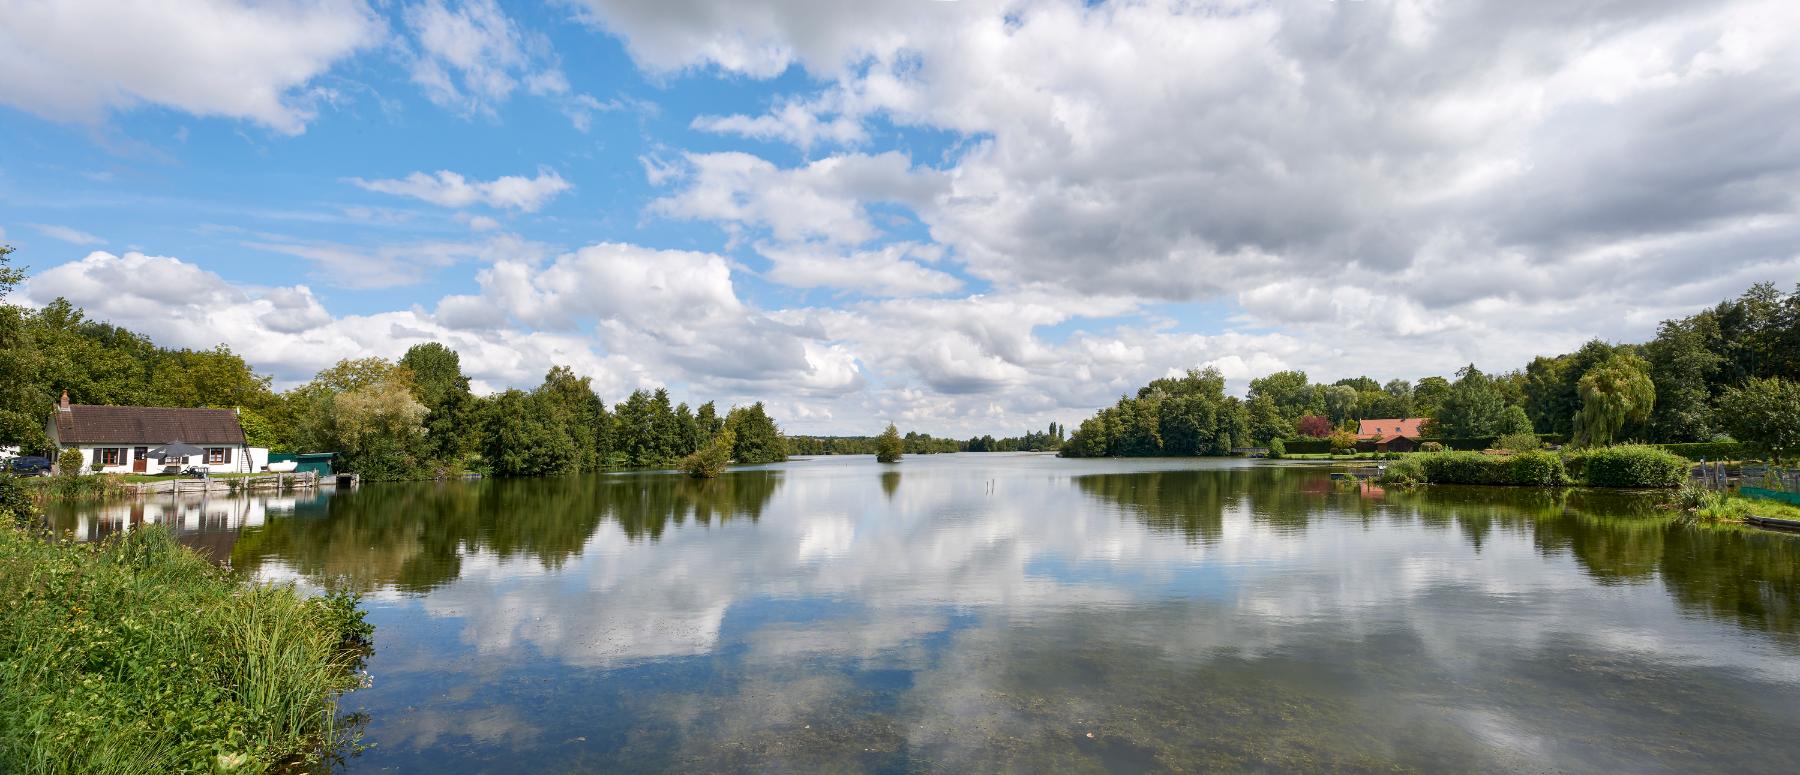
[8,456,52,476]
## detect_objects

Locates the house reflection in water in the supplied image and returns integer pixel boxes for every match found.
[50,492,329,564]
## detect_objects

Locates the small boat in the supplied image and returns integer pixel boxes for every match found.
[266,461,299,473]
[1746,514,1800,532]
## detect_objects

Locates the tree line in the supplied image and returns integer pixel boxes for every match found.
[0,247,788,480]
[786,423,1065,456]
[1063,281,1800,459]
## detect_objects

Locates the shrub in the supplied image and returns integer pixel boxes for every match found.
[1496,432,1540,453]
[1377,457,1425,486]
[1568,444,1690,488]
[1328,430,1359,454]
[1416,451,1569,486]
[1283,439,1331,454]
[0,525,370,773]
[1265,438,1285,459]
[1670,483,1721,511]
[1419,441,1445,453]
[56,449,83,476]
[1418,437,1498,451]
[1655,442,1748,461]
[681,429,735,479]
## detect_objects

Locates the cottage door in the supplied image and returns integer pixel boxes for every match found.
[133,447,148,473]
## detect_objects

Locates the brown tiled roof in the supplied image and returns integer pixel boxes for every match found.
[1357,418,1427,439]
[52,405,246,445]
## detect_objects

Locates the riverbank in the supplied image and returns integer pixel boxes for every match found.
[0,508,371,773]
[22,470,349,503]
[1689,491,1800,528]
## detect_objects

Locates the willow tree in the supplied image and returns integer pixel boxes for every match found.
[1572,352,1655,447]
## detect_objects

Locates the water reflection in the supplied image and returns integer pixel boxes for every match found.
[48,456,1800,772]
[224,470,782,593]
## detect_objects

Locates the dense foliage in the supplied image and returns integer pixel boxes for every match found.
[682,429,735,479]
[1062,281,1800,457]
[876,424,904,463]
[0,491,370,773]
[1565,445,1692,488]
[1063,368,1248,457]
[1716,377,1800,460]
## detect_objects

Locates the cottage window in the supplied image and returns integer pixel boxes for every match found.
[100,448,125,466]
[206,447,232,465]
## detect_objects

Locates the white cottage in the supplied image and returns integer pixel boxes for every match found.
[45,391,264,474]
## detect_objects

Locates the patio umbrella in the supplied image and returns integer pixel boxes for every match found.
[147,442,205,459]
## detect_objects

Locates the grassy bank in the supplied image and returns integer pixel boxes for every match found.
[0,508,372,773]
[1684,490,1800,526]
[19,473,136,502]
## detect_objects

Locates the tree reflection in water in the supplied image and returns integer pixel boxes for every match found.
[228,470,782,593]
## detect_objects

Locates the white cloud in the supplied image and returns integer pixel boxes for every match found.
[650,151,943,244]
[22,250,647,397]
[243,232,552,289]
[349,168,572,211]
[461,214,503,232]
[692,93,865,150]
[758,242,960,297]
[0,0,382,133]
[403,0,607,127]
[611,0,1800,422]
[28,224,106,246]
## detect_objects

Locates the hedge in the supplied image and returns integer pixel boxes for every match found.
[1567,445,1691,488]
[1415,451,1571,486]
[1654,442,1747,461]
[1283,439,1332,454]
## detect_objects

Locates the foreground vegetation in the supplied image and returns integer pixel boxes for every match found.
[0,480,371,773]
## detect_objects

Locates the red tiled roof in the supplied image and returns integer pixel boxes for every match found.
[51,405,246,445]
[1357,418,1427,439]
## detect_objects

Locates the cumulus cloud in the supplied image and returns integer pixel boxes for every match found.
[650,151,944,244]
[0,0,382,134]
[613,0,1800,416]
[349,168,572,211]
[22,251,649,397]
[16,0,1800,436]
[758,242,960,297]
[436,243,865,395]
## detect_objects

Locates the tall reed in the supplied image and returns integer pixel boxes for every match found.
[0,524,371,774]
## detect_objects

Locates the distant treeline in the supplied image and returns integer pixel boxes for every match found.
[789,423,1066,456]
[1064,281,1800,459]
[789,432,960,456]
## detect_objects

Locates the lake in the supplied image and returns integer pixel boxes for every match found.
[46,454,1800,773]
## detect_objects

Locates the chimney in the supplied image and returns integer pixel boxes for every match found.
[58,390,71,412]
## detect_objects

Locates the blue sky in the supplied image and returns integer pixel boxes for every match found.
[2,0,1797,435]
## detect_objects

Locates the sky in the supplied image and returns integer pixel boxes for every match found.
[1,0,1797,437]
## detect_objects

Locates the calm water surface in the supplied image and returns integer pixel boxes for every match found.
[49,455,1800,773]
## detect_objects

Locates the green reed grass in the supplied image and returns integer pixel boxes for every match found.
[0,524,371,774]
